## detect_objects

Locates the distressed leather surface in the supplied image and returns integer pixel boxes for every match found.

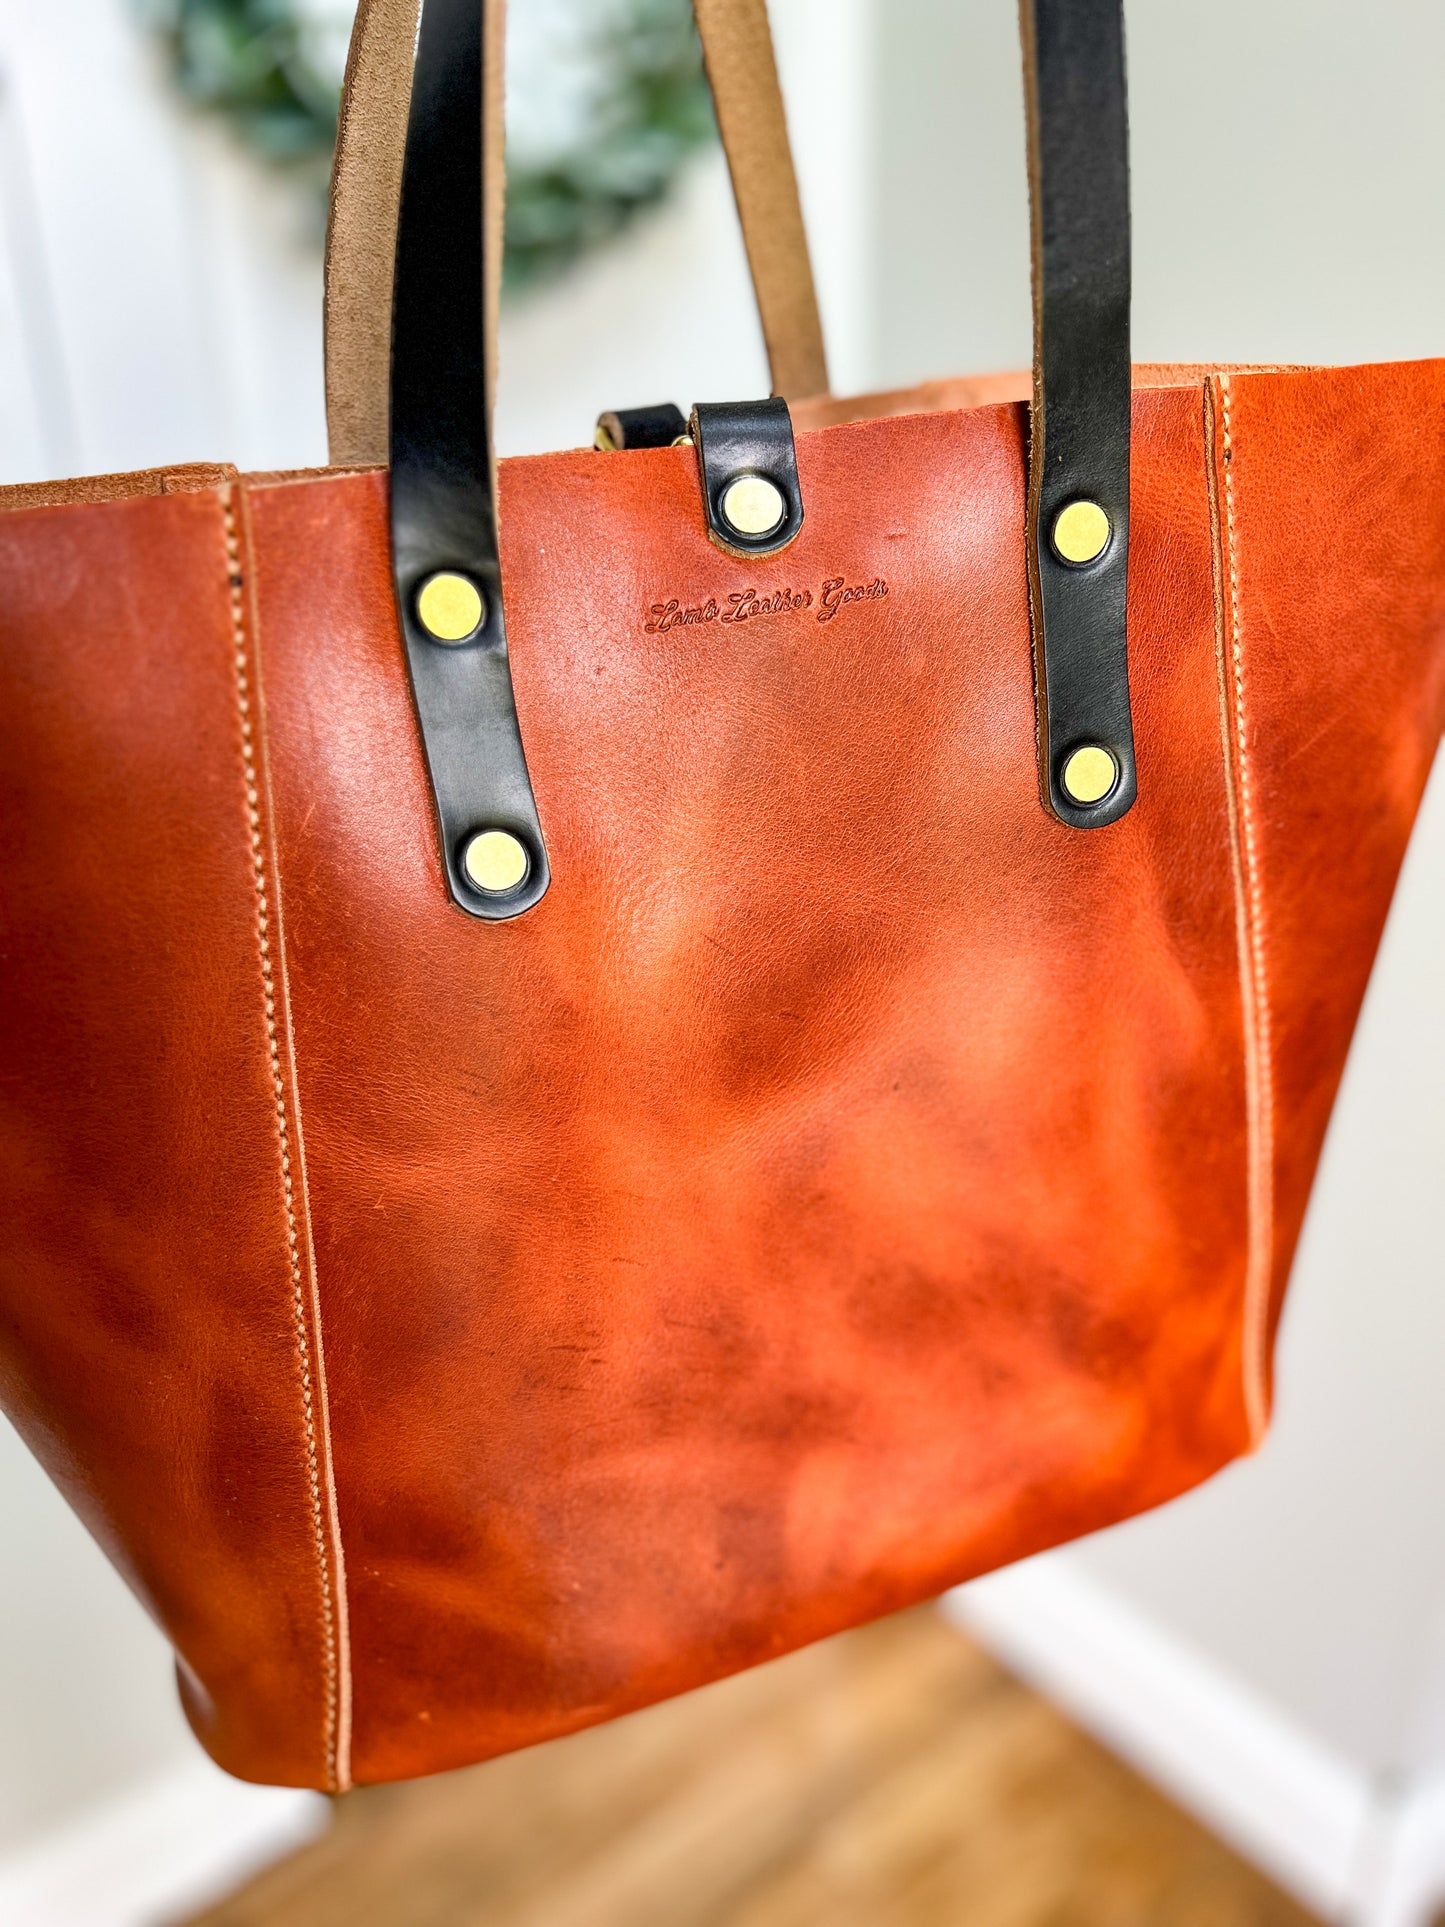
[1207,365,1445,1376]
[1,362,1442,1790]
[0,491,345,1786]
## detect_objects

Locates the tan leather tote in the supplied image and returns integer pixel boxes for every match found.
[1,0,1442,1791]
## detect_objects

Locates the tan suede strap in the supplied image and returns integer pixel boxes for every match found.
[692,0,828,405]
[325,0,422,467]
[325,0,829,466]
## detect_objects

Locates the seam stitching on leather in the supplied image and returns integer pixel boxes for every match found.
[222,490,341,1792]
[1219,376,1275,1441]
[232,487,355,1791]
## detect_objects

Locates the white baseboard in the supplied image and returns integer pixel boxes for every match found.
[0,1756,326,1927]
[948,1556,1445,1927]
[1352,1773,1445,1927]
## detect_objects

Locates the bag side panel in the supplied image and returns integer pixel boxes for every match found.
[1212,361,1445,1402]
[0,489,344,1789]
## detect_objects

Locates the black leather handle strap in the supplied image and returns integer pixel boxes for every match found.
[1021,0,1135,829]
[390,0,549,922]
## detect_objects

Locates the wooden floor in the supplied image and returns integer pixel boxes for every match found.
[192,1608,1320,1927]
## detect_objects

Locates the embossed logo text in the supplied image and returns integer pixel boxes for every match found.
[645,575,889,635]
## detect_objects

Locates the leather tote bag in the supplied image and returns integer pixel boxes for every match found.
[2,0,1442,1793]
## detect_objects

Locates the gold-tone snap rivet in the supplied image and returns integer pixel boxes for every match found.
[417,572,486,643]
[1051,500,1112,566]
[720,474,786,539]
[1061,745,1119,806]
[462,829,529,895]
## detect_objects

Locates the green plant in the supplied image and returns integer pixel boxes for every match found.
[142,0,717,288]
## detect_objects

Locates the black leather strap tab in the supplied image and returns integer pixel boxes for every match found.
[691,399,804,559]
[390,0,549,921]
[1021,0,1136,830]
[595,403,689,452]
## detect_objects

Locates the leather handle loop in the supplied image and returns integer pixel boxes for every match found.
[325,0,830,467]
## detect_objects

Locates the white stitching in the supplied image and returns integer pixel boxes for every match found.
[223,491,341,1790]
[1219,377,1276,1441]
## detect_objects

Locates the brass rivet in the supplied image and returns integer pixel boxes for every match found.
[593,420,619,453]
[1061,745,1119,806]
[1051,500,1112,566]
[417,572,486,643]
[720,473,785,539]
[463,829,529,895]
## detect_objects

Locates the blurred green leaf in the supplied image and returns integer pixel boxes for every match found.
[139,0,717,288]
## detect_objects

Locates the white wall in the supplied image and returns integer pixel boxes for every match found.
[0,1421,189,1857]
[874,0,1445,384]
[0,0,328,483]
